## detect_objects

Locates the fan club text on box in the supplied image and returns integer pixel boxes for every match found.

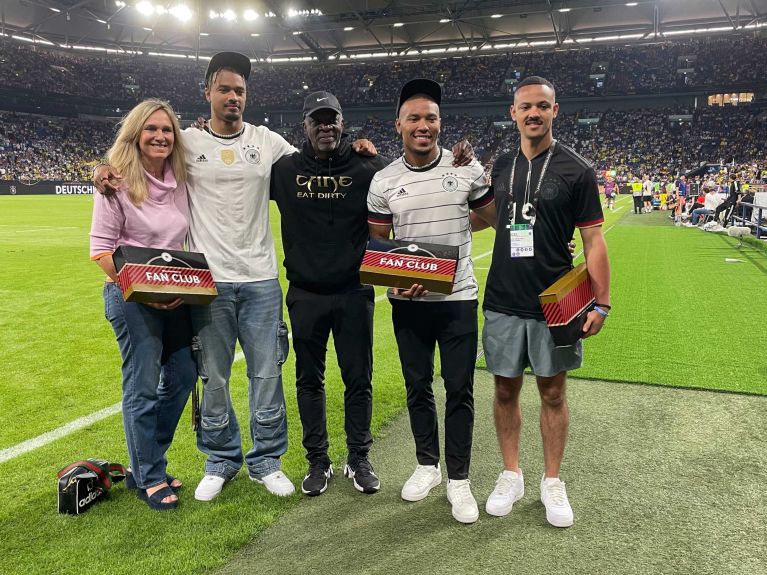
[113,246,217,305]
[359,239,459,294]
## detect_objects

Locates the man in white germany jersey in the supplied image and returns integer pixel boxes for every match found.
[367,79,497,524]
[95,52,298,501]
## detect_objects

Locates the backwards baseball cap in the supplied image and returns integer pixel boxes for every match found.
[396,78,442,116]
[205,52,251,86]
[303,91,342,117]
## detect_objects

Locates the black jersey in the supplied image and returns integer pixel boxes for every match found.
[483,143,604,320]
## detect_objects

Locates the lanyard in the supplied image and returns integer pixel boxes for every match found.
[507,140,556,228]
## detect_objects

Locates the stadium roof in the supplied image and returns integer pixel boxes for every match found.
[3,0,766,62]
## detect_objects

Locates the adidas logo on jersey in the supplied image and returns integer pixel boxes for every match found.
[396,188,408,197]
[195,154,208,163]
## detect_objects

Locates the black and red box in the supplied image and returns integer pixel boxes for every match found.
[359,238,459,295]
[538,263,595,347]
[113,246,218,305]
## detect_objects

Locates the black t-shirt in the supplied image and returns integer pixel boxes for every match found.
[483,142,604,319]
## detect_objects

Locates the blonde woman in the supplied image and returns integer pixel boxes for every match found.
[89,99,196,511]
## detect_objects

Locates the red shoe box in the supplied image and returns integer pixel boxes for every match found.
[113,245,218,305]
[359,238,459,295]
[539,263,595,347]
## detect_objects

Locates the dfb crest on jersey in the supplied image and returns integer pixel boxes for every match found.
[442,174,459,192]
[244,147,261,165]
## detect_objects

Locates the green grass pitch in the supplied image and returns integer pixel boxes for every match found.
[0,194,765,574]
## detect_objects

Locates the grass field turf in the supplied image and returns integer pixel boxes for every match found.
[0,194,765,574]
[221,372,767,575]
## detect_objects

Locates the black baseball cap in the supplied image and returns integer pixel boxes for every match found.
[303,91,343,117]
[396,78,442,116]
[205,52,251,86]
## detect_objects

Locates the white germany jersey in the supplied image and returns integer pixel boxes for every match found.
[183,124,295,283]
[367,149,493,302]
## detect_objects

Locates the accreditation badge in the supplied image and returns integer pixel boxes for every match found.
[220,149,235,165]
[509,224,534,258]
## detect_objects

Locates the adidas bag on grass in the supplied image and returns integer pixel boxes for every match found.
[57,459,126,515]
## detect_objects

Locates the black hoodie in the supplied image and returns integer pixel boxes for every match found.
[271,134,390,294]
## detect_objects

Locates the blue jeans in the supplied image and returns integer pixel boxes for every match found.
[104,282,197,490]
[190,280,289,479]
[691,208,713,225]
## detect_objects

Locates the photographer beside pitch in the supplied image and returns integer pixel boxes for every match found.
[475,76,611,527]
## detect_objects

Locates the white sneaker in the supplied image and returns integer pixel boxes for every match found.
[401,464,442,502]
[540,476,574,527]
[251,470,295,497]
[446,479,479,524]
[485,469,525,517]
[194,474,228,501]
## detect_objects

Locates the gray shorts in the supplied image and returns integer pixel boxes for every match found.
[482,309,583,378]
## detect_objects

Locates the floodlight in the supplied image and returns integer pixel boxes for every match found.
[171,5,192,22]
[244,9,259,21]
[223,9,236,21]
[136,1,154,16]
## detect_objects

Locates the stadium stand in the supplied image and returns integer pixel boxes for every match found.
[0,111,113,181]
[1,35,765,183]
[1,36,766,111]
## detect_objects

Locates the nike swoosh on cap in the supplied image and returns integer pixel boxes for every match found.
[317,97,328,102]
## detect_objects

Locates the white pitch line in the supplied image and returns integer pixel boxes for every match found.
[0,403,122,464]
[1,248,500,464]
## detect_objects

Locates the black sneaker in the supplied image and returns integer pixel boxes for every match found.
[301,463,333,496]
[344,458,381,494]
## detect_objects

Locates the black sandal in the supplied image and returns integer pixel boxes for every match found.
[126,470,182,492]
[137,485,178,511]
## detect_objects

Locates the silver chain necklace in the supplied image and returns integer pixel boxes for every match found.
[508,140,556,228]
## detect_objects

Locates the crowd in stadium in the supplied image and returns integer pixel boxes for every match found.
[1,34,765,184]
[2,105,766,184]
[1,35,764,110]
[0,111,112,181]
